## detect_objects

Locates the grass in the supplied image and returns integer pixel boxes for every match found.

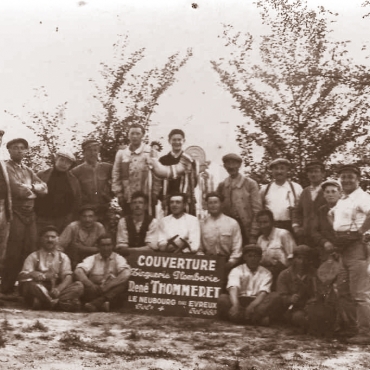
[22,320,48,333]
[0,330,6,347]
[1,318,14,331]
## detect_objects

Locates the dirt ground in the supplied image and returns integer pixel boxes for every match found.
[0,299,369,370]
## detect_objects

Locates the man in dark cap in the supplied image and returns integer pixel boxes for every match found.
[1,138,47,298]
[260,158,302,234]
[58,205,106,269]
[276,245,317,332]
[112,124,161,216]
[18,225,84,311]
[159,129,197,215]
[217,153,262,244]
[35,148,81,234]
[218,244,282,325]
[292,161,326,265]
[327,164,370,344]
[71,139,113,227]
[0,130,12,275]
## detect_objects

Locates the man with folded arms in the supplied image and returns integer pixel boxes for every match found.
[327,164,370,344]
[1,138,48,298]
[19,225,83,311]
[155,193,200,253]
[75,234,131,312]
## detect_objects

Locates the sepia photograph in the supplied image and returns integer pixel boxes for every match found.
[0,0,370,369]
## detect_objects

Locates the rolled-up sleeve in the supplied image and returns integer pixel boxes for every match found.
[76,255,95,274]
[227,267,241,290]
[116,218,129,250]
[112,150,123,197]
[188,216,200,253]
[146,219,158,249]
[116,254,131,274]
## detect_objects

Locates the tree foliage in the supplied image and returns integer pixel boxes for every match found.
[88,36,193,163]
[211,0,370,185]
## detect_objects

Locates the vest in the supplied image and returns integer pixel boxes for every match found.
[125,214,154,248]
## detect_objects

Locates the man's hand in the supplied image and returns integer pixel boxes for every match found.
[228,304,240,319]
[290,294,300,304]
[29,271,45,282]
[324,241,335,253]
[50,288,60,299]
[244,303,255,319]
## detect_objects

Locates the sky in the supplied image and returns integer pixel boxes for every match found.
[0,0,369,176]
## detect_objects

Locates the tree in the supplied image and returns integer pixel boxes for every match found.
[88,36,192,163]
[211,0,370,185]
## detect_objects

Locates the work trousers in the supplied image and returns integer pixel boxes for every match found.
[1,211,37,294]
[0,200,9,273]
[82,282,128,309]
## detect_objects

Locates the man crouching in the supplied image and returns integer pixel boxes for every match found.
[19,225,84,311]
[218,244,281,326]
[75,234,131,312]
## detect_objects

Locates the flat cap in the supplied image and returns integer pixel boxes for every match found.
[242,244,263,256]
[78,204,97,214]
[269,158,291,169]
[338,164,361,176]
[321,179,341,191]
[305,160,325,171]
[293,244,311,256]
[56,148,76,163]
[222,153,242,164]
[6,138,29,149]
[81,139,100,150]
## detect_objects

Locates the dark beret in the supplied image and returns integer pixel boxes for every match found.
[6,138,29,149]
[338,164,361,176]
[242,244,263,256]
[293,244,311,256]
[321,179,341,191]
[269,158,291,169]
[305,160,325,171]
[81,139,100,150]
[222,153,242,164]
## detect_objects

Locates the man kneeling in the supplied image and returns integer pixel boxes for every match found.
[75,234,131,312]
[218,244,281,325]
[19,225,83,311]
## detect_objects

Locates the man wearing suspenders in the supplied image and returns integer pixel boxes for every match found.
[260,158,302,235]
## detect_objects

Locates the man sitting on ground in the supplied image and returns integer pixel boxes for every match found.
[59,205,106,269]
[276,245,316,332]
[256,209,296,289]
[19,225,83,311]
[116,191,158,256]
[75,234,131,312]
[155,193,200,253]
[218,244,281,326]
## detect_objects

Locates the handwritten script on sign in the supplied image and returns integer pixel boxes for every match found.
[126,251,225,318]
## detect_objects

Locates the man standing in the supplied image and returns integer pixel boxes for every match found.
[75,234,131,312]
[0,129,12,275]
[116,191,158,255]
[1,138,47,297]
[155,193,200,253]
[292,161,326,248]
[328,164,370,344]
[112,124,161,216]
[260,158,302,234]
[59,205,106,269]
[36,148,81,233]
[19,225,83,311]
[71,139,113,225]
[199,192,242,270]
[256,210,296,288]
[217,153,262,244]
[159,129,197,215]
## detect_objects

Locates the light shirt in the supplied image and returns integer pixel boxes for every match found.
[116,217,158,249]
[59,221,106,250]
[199,213,242,263]
[260,181,303,221]
[310,185,321,201]
[227,264,272,297]
[21,249,72,280]
[257,227,296,266]
[330,187,370,232]
[156,213,200,253]
[76,252,131,285]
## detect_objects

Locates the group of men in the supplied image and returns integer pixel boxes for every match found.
[0,124,370,344]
